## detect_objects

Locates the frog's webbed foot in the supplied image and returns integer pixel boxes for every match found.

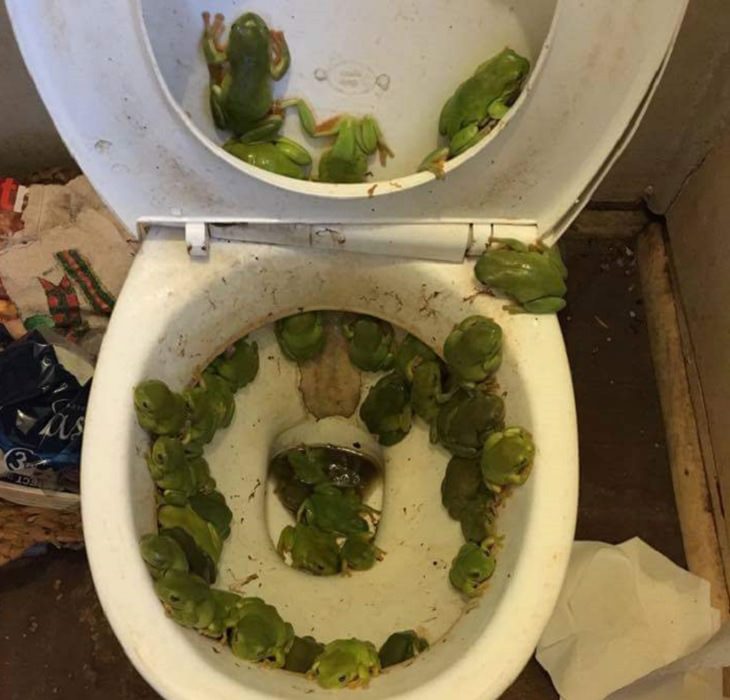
[202,12,227,64]
[269,30,291,80]
[376,141,394,167]
[417,148,449,179]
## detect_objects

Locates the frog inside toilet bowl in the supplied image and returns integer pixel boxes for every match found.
[6,0,688,697]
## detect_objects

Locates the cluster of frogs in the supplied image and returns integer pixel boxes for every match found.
[132,240,565,687]
[133,327,429,686]
[202,11,530,182]
[271,445,383,576]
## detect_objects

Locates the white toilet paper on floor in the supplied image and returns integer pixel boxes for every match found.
[536,538,723,700]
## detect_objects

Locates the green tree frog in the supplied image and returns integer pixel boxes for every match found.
[157,504,223,565]
[481,427,535,492]
[188,491,232,539]
[284,635,325,673]
[394,333,438,378]
[311,638,381,689]
[298,484,375,537]
[277,523,341,576]
[449,542,496,597]
[378,630,429,669]
[443,315,503,384]
[230,597,295,667]
[140,533,189,580]
[134,379,187,436]
[420,48,530,176]
[316,115,393,184]
[208,336,260,390]
[434,388,505,457]
[341,534,384,572]
[360,372,413,446]
[275,312,326,361]
[475,239,568,313]
[342,316,395,372]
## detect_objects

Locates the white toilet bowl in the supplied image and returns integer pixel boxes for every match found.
[81,227,578,699]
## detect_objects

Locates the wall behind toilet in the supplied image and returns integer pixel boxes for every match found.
[0,3,75,178]
[0,0,729,207]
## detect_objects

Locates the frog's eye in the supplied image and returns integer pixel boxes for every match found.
[338,675,347,684]
[169,594,180,603]
[155,452,165,465]
[141,400,151,410]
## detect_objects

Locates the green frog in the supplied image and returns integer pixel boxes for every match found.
[378,630,429,668]
[277,523,341,576]
[342,316,395,372]
[360,372,413,446]
[208,336,260,390]
[443,315,503,384]
[341,535,384,572]
[275,312,326,361]
[284,635,325,674]
[449,542,496,597]
[480,427,535,492]
[202,11,289,138]
[229,597,295,667]
[420,48,530,176]
[316,115,393,184]
[311,638,381,689]
[394,333,438,378]
[134,379,187,436]
[434,388,505,457]
[140,533,188,579]
[298,484,375,537]
[475,239,568,313]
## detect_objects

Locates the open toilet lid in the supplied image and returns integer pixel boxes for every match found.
[7,0,687,242]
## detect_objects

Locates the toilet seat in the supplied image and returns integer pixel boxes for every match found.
[6,0,688,697]
[82,226,577,699]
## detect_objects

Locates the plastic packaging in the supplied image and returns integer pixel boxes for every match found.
[0,330,90,493]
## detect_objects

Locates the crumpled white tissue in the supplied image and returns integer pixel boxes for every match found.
[536,538,725,700]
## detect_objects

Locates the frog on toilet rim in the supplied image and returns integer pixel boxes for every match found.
[6,1,688,698]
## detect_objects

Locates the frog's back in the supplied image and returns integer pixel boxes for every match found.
[224,26,274,133]
[443,48,530,138]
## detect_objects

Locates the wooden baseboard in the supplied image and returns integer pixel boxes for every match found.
[637,223,730,616]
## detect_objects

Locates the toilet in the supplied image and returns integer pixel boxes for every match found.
[7,1,688,698]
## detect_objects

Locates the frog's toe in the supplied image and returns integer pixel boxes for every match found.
[417,148,449,179]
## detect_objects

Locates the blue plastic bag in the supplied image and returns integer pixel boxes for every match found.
[0,331,89,492]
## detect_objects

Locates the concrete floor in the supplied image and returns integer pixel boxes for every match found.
[0,236,685,699]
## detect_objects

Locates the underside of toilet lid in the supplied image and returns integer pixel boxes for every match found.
[7,0,687,242]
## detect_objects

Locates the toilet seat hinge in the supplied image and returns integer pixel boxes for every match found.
[185,222,209,258]
[176,220,539,261]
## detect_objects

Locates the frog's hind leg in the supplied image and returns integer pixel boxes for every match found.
[276,98,319,137]
[357,116,394,167]
[417,148,449,179]
[449,124,482,157]
[269,30,291,80]
[238,115,284,143]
